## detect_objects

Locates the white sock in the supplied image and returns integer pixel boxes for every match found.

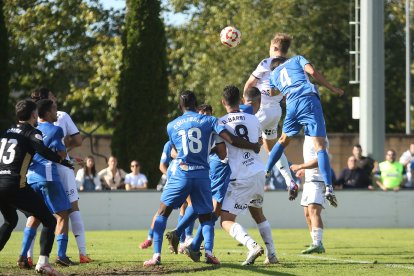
[205,250,212,256]
[312,227,323,246]
[257,220,276,257]
[229,223,256,250]
[153,253,161,258]
[37,255,48,265]
[275,153,294,185]
[27,233,36,258]
[310,231,313,244]
[70,211,87,255]
[147,236,153,241]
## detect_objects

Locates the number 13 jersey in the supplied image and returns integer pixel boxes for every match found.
[219,112,264,180]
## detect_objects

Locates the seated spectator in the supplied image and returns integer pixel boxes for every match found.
[399,144,414,188]
[98,156,126,190]
[335,156,372,189]
[75,156,102,191]
[125,160,148,190]
[352,144,376,184]
[375,149,404,191]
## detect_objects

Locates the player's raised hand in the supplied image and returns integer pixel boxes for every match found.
[290,164,301,173]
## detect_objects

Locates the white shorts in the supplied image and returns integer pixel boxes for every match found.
[222,171,265,216]
[300,181,326,208]
[57,165,79,203]
[255,104,282,140]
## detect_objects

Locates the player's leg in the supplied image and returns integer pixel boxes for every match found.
[20,216,40,268]
[14,186,60,274]
[0,201,18,251]
[140,211,157,249]
[178,201,188,249]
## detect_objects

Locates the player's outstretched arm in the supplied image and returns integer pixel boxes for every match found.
[290,158,318,173]
[29,131,73,169]
[219,130,260,153]
[304,64,344,96]
[243,75,258,93]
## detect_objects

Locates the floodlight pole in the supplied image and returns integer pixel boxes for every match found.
[359,0,385,161]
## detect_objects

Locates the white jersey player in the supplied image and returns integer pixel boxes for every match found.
[244,33,296,191]
[29,88,92,263]
[290,135,329,254]
[219,85,278,266]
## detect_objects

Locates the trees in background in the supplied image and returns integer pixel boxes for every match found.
[112,0,168,186]
[0,0,10,131]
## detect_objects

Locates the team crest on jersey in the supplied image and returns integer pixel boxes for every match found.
[34,134,43,140]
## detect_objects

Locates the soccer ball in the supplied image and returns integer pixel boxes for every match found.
[220,26,241,48]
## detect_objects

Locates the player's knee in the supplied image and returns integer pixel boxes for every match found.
[198,213,212,223]
[7,214,18,229]
[157,204,173,217]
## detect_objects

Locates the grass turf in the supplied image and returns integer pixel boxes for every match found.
[0,229,413,275]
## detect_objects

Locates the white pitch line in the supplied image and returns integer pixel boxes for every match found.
[298,254,414,271]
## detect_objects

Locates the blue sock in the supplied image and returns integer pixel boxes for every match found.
[178,215,185,243]
[56,234,68,258]
[184,219,195,238]
[317,149,332,186]
[200,220,214,252]
[192,214,218,251]
[153,215,168,254]
[21,227,36,256]
[176,206,197,237]
[148,227,154,240]
[265,142,285,172]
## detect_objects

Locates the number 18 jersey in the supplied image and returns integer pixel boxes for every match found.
[219,112,264,180]
[167,111,225,178]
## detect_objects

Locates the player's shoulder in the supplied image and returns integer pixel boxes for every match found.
[257,57,273,68]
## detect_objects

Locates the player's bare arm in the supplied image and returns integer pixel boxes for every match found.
[243,75,258,93]
[64,133,82,151]
[219,129,261,153]
[214,142,227,160]
[304,64,344,96]
[290,158,318,173]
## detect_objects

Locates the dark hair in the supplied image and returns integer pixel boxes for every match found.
[353,144,362,149]
[197,104,213,114]
[271,33,292,54]
[30,87,51,102]
[222,85,240,106]
[36,99,54,119]
[84,156,97,177]
[16,100,37,121]
[270,57,287,71]
[179,90,197,109]
[244,87,261,101]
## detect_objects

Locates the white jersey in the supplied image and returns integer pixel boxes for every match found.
[219,112,264,180]
[55,111,80,137]
[252,57,284,106]
[303,136,328,182]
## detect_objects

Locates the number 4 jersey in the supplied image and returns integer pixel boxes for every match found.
[219,112,264,180]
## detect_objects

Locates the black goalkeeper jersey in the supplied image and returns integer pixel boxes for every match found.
[0,123,63,189]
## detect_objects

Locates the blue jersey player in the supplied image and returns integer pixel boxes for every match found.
[265,34,344,207]
[23,99,73,266]
[143,90,260,267]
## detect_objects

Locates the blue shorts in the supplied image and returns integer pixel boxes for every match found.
[209,160,231,204]
[29,181,71,214]
[283,94,326,137]
[161,175,213,215]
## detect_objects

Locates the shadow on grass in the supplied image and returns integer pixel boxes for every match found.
[220,262,296,276]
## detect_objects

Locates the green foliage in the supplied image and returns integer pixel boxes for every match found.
[0,0,11,131]
[112,0,169,187]
[4,0,123,127]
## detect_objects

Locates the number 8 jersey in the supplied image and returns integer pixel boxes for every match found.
[269,55,318,104]
[167,111,225,178]
[219,112,264,180]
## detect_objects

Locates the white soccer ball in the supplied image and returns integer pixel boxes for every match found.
[220,26,241,48]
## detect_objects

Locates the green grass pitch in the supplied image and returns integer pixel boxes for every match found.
[0,229,413,275]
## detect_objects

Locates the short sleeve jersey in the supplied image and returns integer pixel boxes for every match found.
[270,55,318,103]
[219,112,264,179]
[252,57,284,106]
[55,111,79,137]
[303,135,328,182]
[125,173,148,188]
[27,122,65,183]
[167,111,225,178]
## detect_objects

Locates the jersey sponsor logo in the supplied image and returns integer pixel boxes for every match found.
[243,152,251,159]
[264,129,277,136]
[0,169,11,175]
[234,203,248,210]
